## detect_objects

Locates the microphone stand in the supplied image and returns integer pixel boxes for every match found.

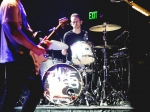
[100,24,108,106]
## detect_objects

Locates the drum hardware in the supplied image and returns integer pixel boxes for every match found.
[77,64,93,74]
[109,51,128,74]
[108,47,130,104]
[51,49,54,60]
[80,66,97,106]
[76,55,82,64]
[83,91,97,106]
[83,31,88,41]
[113,51,125,56]
[94,45,117,49]
[98,23,110,106]
[118,47,128,51]
[89,51,102,104]
[114,31,128,41]
[110,54,128,59]
[89,22,130,106]
[70,62,98,106]
[104,83,130,106]
[91,73,101,105]
[114,31,129,47]
[89,22,123,106]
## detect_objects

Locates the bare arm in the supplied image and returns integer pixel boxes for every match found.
[3,21,46,55]
[61,33,68,55]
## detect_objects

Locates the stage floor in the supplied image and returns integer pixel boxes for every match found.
[14,105,134,112]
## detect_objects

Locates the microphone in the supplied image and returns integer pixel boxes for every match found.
[114,31,127,41]
[110,0,124,2]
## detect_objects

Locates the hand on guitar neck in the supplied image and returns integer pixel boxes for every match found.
[39,36,52,50]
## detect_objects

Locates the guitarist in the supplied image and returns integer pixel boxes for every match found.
[0,0,51,112]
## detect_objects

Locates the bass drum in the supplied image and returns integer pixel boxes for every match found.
[42,63,83,105]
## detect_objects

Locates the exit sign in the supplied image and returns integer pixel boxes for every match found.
[89,11,98,20]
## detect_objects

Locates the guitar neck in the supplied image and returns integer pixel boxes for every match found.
[39,17,68,44]
[43,24,61,41]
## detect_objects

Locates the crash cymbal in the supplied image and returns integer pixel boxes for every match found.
[94,45,117,49]
[39,38,68,50]
[89,24,121,32]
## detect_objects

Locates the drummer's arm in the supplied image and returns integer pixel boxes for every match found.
[61,49,67,55]
[62,33,68,55]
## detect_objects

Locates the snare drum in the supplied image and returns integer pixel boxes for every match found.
[71,41,95,65]
[40,57,63,77]
[42,63,83,105]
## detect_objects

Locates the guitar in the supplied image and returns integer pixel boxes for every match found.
[30,17,68,75]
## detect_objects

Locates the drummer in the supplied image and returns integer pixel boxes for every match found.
[61,13,88,65]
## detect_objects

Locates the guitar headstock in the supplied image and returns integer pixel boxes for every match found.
[58,17,69,29]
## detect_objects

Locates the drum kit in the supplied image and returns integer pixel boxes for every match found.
[18,23,130,106]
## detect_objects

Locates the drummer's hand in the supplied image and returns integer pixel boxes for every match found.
[61,49,67,55]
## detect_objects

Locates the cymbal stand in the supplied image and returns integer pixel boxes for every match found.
[51,49,55,64]
[100,24,108,106]
[99,25,130,106]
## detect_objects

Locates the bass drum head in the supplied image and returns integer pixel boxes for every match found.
[42,63,83,105]
[40,57,63,77]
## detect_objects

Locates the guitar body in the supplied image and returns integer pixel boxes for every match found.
[30,51,48,75]
[18,45,48,75]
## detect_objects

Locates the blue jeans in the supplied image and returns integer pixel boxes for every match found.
[0,62,44,112]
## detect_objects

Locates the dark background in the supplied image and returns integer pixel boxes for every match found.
[21,0,150,59]
[1,0,150,111]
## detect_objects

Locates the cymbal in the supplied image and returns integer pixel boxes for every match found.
[48,40,68,50]
[94,45,117,49]
[89,24,121,32]
[39,38,68,50]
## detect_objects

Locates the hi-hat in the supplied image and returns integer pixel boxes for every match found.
[39,38,68,50]
[94,45,117,49]
[89,24,121,32]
